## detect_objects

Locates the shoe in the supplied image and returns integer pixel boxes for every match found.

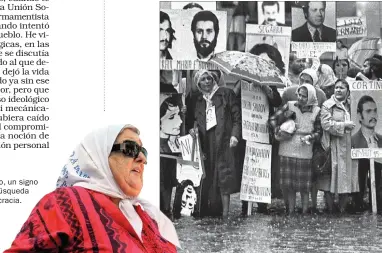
[310,207,320,215]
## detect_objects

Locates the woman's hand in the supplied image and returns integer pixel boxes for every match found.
[230,136,238,148]
[344,121,355,130]
[300,135,312,145]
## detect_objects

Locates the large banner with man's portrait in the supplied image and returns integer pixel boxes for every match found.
[350,81,382,159]
[160,9,227,70]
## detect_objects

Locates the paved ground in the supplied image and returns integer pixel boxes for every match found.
[173,192,382,253]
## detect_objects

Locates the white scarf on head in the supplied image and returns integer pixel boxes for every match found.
[56,124,181,249]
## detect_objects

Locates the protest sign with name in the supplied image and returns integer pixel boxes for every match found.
[241,80,270,143]
[350,81,382,157]
[291,42,336,59]
[240,142,272,203]
[245,24,291,76]
[337,16,367,39]
[159,9,227,70]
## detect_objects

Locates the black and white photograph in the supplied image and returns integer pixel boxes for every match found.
[292,1,337,42]
[245,24,291,76]
[159,2,382,252]
[170,1,216,10]
[257,1,285,26]
[159,9,227,69]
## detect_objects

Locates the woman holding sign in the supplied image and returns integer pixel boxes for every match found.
[191,69,241,218]
[275,84,322,214]
[317,79,357,213]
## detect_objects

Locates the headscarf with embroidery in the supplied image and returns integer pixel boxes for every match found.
[56,124,181,248]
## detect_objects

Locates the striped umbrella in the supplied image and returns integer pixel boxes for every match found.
[348,37,381,68]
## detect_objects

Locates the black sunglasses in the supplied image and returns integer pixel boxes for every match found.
[111,140,148,164]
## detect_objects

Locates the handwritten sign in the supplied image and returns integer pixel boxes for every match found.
[241,80,270,143]
[176,134,203,187]
[240,142,272,203]
[291,42,336,58]
[350,81,382,91]
[337,17,367,39]
[160,60,220,70]
[351,148,382,159]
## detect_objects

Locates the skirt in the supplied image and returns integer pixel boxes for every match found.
[280,156,312,193]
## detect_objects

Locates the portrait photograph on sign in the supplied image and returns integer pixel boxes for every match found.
[245,24,291,76]
[158,1,382,252]
[291,1,336,42]
[159,9,227,69]
[257,1,285,26]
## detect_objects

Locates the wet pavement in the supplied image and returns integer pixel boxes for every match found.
[173,193,382,253]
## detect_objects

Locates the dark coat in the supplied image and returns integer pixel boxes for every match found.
[194,87,242,193]
[292,22,336,42]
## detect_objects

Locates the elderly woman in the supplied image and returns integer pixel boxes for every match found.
[5,125,180,252]
[316,64,337,99]
[191,69,241,218]
[317,79,358,213]
[274,84,322,214]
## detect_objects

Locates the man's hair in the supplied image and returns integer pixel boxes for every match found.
[249,43,285,75]
[183,2,204,10]
[357,95,376,114]
[262,1,280,12]
[332,57,350,75]
[160,11,176,48]
[303,1,326,19]
[366,54,382,78]
[191,10,219,36]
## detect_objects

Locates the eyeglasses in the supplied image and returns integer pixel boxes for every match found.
[111,140,148,164]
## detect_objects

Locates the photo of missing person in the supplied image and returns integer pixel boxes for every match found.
[245,24,291,76]
[160,9,227,62]
[350,89,382,145]
[291,1,336,42]
[257,1,285,26]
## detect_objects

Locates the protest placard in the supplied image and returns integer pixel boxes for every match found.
[241,80,270,144]
[245,24,291,76]
[240,142,272,203]
[350,81,382,159]
[160,9,227,70]
[291,42,336,59]
[337,16,367,39]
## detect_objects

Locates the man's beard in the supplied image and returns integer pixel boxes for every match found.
[363,69,372,79]
[194,37,217,59]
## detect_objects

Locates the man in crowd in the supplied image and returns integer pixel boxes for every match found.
[261,1,284,26]
[352,95,382,213]
[191,10,219,61]
[160,11,176,60]
[292,1,336,42]
[358,55,382,81]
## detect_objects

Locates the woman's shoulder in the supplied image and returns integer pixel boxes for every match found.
[322,97,336,108]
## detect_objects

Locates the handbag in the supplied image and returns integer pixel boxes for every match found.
[312,143,331,175]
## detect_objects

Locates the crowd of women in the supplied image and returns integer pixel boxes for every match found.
[160,43,382,219]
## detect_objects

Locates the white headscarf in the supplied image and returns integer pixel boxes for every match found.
[56,124,181,248]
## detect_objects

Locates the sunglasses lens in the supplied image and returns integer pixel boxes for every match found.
[141,147,148,159]
[123,141,139,158]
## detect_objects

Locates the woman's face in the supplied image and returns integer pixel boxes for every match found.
[336,41,341,49]
[297,87,309,106]
[199,73,214,93]
[334,81,349,101]
[109,128,147,197]
[160,104,182,136]
[334,60,349,78]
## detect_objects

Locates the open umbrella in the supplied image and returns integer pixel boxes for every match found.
[209,51,285,88]
[348,37,381,68]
